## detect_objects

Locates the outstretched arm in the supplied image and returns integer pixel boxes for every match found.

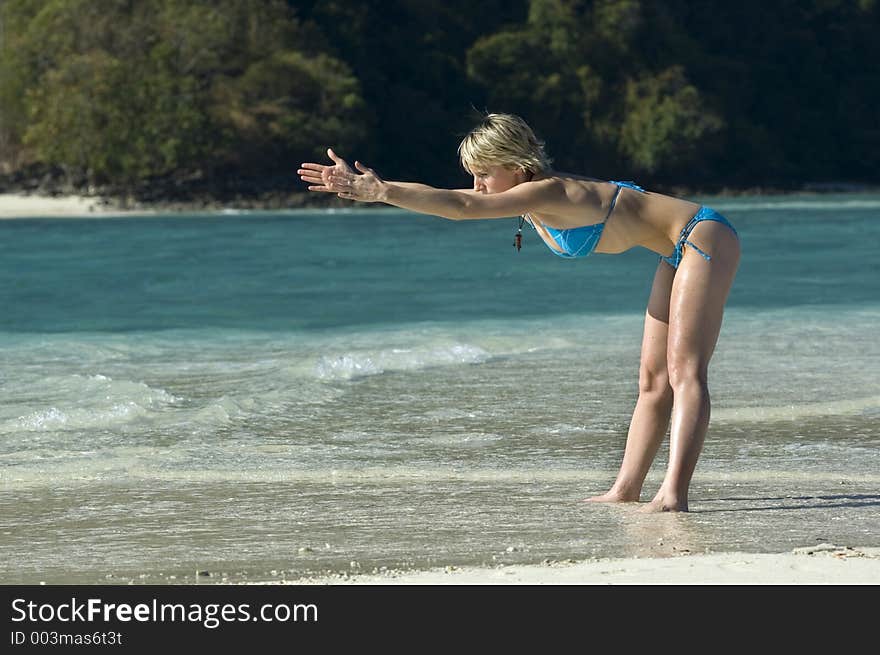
[298,150,560,221]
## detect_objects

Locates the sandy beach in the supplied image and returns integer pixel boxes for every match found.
[0,192,164,219]
[285,544,880,585]
[0,191,314,218]
[0,192,129,218]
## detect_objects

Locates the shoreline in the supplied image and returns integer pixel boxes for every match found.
[268,544,880,586]
[9,545,880,586]
[0,191,331,219]
[3,185,880,219]
[0,193,154,219]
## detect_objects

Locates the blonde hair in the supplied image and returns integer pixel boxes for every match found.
[458,113,552,175]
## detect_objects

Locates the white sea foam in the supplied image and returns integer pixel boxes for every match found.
[0,374,179,433]
[13,403,150,431]
[189,396,249,424]
[314,342,491,381]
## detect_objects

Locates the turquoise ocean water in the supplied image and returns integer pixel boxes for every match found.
[1,194,878,583]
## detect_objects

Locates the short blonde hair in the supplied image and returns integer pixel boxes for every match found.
[458,113,552,175]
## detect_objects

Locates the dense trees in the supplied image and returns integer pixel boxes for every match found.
[1,0,877,198]
[0,0,365,193]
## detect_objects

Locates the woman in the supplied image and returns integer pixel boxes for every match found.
[298,113,740,512]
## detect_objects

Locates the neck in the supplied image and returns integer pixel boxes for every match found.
[528,170,550,183]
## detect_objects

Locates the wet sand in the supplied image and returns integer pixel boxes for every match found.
[280,544,880,585]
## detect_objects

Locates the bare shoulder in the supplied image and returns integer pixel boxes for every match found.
[524,176,567,196]
[538,174,605,209]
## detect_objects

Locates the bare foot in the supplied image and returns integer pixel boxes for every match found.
[582,490,640,504]
[638,497,689,513]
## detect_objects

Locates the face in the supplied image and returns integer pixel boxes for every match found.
[471,164,528,194]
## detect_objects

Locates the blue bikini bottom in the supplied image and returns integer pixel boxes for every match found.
[660,206,738,269]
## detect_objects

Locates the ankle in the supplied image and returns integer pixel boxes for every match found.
[649,487,688,512]
[608,480,642,501]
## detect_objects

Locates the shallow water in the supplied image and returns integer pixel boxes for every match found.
[1,194,878,583]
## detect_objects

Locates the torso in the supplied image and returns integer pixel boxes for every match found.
[526,175,702,256]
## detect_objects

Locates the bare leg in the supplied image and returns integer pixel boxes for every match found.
[641,222,740,512]
[585,261,675,503]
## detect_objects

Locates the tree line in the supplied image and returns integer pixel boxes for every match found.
[1,0,877,201]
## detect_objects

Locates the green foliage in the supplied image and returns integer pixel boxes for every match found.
[212,51,364,169]
[463,0,879,185]
[466,4,604,172]
[1,0,878,192]
[0,0,365,189]
[619,66,724,174]
[25,51,132,180]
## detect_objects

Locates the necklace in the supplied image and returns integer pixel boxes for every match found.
[513,171,535,252]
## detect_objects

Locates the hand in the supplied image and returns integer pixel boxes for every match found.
[298,148,355,194]
[328,161,384,203]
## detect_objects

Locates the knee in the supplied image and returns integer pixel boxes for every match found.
[639,363,672,400]
[667,359,708,394]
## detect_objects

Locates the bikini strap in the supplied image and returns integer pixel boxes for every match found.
[602,185,624,223]
[609,180,646,193]
[603,179,644,223]
[661,212,715,267]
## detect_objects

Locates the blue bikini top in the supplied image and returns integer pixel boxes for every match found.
[525,181,645,258]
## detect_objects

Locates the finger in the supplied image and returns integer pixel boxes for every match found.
[300,174,325,184]
[327,148,344,164]
[354,161,372,174]
[308,186,337,193]
[299,163,326,172]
